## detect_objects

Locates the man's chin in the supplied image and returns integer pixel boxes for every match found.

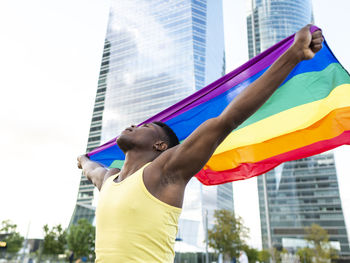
[116,135,130,152]
[116,135,125,144]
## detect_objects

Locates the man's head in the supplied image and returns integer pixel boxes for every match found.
[117,121,179,155]
[152,121,179,148]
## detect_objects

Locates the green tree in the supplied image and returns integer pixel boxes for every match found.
[258,249,270,263]
[242,245,259,263]
[208,209,248,261]
[272,247,288,263]
[0,220,24,253]
[42,224,67,255]
[296,247,313,263]
[297,224,338,263]
[67,219,95,258]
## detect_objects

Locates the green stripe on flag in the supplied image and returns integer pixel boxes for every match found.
[109,159,125,169]
[236,63,350,131]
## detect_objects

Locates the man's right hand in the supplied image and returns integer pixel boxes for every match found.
[76,154,120,191]
[77,154,88,169]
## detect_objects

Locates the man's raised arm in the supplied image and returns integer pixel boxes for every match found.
[77,155,120,190]
[156,25,323,181]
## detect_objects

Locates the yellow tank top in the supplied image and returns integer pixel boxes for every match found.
[95,163,182,262]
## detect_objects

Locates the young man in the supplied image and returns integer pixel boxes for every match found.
[77,25,323,262]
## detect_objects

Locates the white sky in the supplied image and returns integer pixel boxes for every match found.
[0,0,349,248]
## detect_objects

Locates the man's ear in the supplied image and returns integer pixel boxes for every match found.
[153,141,168,152]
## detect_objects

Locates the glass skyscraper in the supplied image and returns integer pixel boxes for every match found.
[247,0,313,59]
[258,153,350,255]
[71,0,233,251]
[247,0,350,256]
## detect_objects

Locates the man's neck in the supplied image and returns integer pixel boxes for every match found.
[118,150,156,181]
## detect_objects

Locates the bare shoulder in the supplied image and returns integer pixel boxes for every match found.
[143,146,187,207]
[145,145,182,184]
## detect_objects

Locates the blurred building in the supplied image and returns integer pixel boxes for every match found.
[246,0,350,256]
[258,154,350,255]
[247,0,313,59]
[71,0,233,251]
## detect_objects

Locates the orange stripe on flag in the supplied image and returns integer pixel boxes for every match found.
[205,106,350,172]
[196,130,350,185]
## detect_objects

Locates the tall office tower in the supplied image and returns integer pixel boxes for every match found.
[247,0,313,59]
[247,0,350,255]
[71,0,233,250]
[258,154,350,255]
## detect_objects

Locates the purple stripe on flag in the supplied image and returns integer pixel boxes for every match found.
[88,140,117,157]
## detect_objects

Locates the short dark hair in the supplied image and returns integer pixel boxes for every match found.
[152,121,180,148]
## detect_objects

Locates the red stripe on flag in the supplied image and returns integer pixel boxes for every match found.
[195,130,350,185]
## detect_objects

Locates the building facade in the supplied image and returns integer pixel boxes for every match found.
[247,0,313,59]
[258,153,350,255]
[71,0,233,250]
[247,0,350,255]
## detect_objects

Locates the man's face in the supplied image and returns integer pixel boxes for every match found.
[117,123,166,152]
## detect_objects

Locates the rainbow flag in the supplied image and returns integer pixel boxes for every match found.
[88,27,350,185]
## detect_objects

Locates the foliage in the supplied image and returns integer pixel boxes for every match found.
[305,223,329,246]
[242,245,259,263]
[67,219,95,258]
[296,247,313,263]
[42,224,67,255]
[257,249,270,263]
[0,220,24,253]
[296,224,338,263]
[208,209,249,259]
[272,247,288,263]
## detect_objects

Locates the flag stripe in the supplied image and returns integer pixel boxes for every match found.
[214,83,350,154]
[196,130,350,185]
[87,56,348,167]
[163,49,341,141]
[88,37,335,157]
[234,62,349,131]
[205,106,350,171]
[88,27,350,186]
[100,85,350,169]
